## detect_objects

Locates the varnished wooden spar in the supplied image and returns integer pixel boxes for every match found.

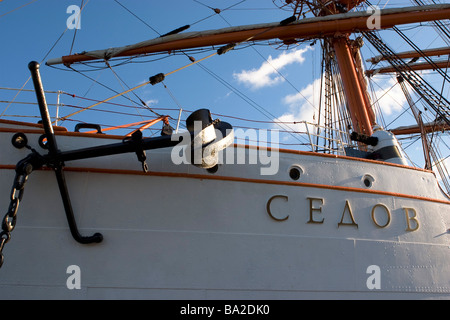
[366,46,450,75]
[390,121,450,135]
[367,47,450,64]
[366,60,450,76]
[46,4,450,66]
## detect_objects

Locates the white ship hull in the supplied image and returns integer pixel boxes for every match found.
[0,120,449,299]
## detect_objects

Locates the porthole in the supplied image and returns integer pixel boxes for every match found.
[289,165,303,181]
[11,132,28,149]
[38,134,49,149]
[362,174,375,188]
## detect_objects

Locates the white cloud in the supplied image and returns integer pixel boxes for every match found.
[214,90,233,104]
[145,99,158,105]
[233,47,310,90]
[273,77,322,132]
[273,75,409,131]
[270,66,410,146]
[370,77,407,116]
[433,157,450,180]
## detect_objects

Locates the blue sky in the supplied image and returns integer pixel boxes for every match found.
[0,1,297,129]
[0,0,448,168]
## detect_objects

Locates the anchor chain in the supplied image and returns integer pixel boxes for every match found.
[0,143,44,269]
[0,164,32,268]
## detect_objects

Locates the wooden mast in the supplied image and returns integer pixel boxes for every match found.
[318,0,374,136]
[333,37,374,135]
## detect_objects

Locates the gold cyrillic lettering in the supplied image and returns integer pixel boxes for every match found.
[307,197,324,224]
[266,195,289,221]
[404,207,419,232]
[371,204,391,228]
[338,200,358,228]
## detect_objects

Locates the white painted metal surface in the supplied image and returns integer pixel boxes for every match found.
[0,122,449,299]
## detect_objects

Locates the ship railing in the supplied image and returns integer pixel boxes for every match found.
[302,121,352,155]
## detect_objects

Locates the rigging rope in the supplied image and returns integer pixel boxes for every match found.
[58,52,218,122]
[0,0,38,18]
[69,0,85,55]
[104,60,161,123]
[0,0,90,118]
[58,78,151,122]
[54,0,300,123]
[113,0,161,36]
